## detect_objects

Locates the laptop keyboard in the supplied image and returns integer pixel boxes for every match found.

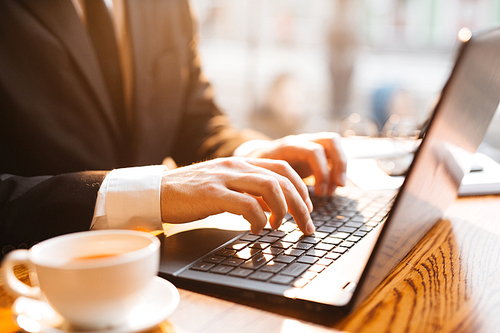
[189,187,395,288]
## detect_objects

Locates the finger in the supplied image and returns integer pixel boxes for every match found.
[316,135,347,194]
[300,143,330,196]
[245,158,313,212]
[217,189,269,234]
[226,173,287,230]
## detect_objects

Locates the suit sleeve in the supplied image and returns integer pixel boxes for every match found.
[170,1,268,167]
[0,171,108,257]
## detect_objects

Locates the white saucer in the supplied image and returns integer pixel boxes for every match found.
[11,277,180,333]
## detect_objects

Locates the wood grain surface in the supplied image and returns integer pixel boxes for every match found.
[336,195,500,333]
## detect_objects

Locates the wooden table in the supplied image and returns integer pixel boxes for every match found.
[2,194,500,333]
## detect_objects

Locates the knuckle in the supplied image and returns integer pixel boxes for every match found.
[277,176,294,193]
[220,157,243,169]
[261,175,280,190]
[202,182,221,198]
[275,159,292,172]
[241,197,261,216]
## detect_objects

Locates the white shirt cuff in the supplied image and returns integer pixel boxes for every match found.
[91,165,167,231]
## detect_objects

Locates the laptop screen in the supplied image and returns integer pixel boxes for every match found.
[352,27,500,308]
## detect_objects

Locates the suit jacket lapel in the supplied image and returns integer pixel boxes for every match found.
[17,0,122,138]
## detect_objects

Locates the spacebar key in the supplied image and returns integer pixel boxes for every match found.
[280,263,310,277]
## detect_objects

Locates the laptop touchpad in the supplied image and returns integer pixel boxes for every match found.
[159,227,244,275]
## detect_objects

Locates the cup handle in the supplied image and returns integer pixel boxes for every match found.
[1,250,41,299]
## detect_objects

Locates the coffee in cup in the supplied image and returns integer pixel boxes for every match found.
[1,230,160,330]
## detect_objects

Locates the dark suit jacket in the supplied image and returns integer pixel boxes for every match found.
[0,0,265,254]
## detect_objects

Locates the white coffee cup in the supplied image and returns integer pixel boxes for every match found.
[1,230,160,330]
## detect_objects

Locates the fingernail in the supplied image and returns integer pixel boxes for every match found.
[252,226,263,235]
[274,218,283,230]
[306,219,315,235]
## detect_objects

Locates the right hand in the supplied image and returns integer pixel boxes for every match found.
[160,157,314,235]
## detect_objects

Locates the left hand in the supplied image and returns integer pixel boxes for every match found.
[246,132,347,196]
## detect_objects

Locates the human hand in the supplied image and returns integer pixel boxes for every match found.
[245,132,347,196]
[160,157,315,235]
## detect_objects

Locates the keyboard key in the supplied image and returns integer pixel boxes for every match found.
[260,236,279,243]
[315,242,335,251]
[284,249,305,257]
[257,229,270,236]
[332,247,348,254]
[312,220,325,227]
[275,254,296,264]
[340,241,355,248]
[353,230,367,237]
[312,231,329,239]
[344,221,363,228]
[317,226,336,233]
[233,248,260,260]
[347,235,362,242]
[263,247,283,256]
[282,231,302,243]
[311,214,330,222]
[268,230,286,238]
[215,249,236,257]
[322,237,342,245]
[272,241,293,249]
[249,271,274,281]
[306,249,327,257]
[191,262,215,272]
[270,274,294,285]
[226,241,249,250]
[240,234,260,242]
[309,264,326,273]
[203,255,226,264]
[293,242,314,250]
[296,256,319,265]
[338,226,356,234]
[350,215,370,223]
[249,242,269,250]
[221,258,245,267]
[317,258,334,266]
[229,268,253,278]
[210,265,233,274]
[338,210,357,218]
[241,254,272,270]
[280,263,310,277]
[333,215,350,222]
[260,261,286,273]
[325,252,341,260]
[278,222,297,232]
[324,221,344,228]
[330,232,350,239]
[301,236,322,244]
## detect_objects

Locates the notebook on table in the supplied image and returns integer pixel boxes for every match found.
[157,26,500,323]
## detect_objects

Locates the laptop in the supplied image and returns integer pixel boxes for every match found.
[157,26,500,323]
